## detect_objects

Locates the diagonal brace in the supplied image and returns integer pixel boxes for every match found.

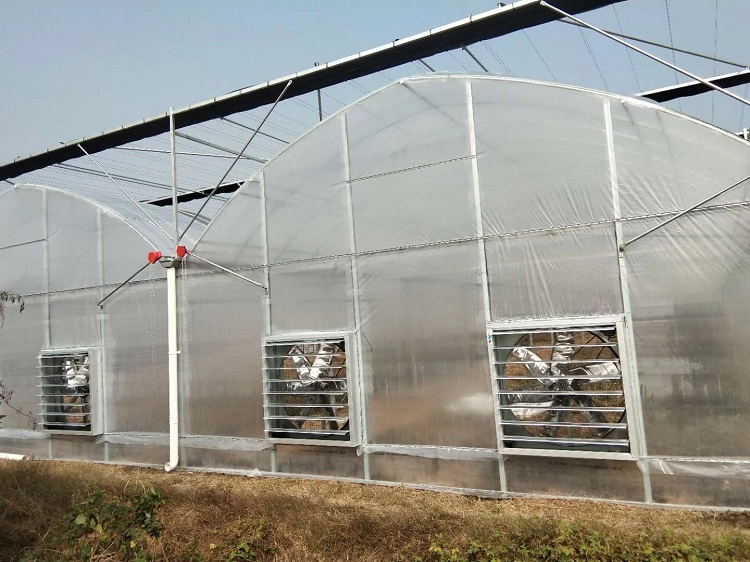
[78,144,174,241]
[178,80,293,243]
[621,175,750,250]
[183,249,267,293]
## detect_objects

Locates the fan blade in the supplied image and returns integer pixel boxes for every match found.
[510,347,556,387]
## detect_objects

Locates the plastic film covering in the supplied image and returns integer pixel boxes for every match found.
[346,77,470,180]
[275,444,364,479]
[264,118,350,263]
[485,224,622,320]
[46,190,101,292]
[49,435,104,461]
[184,448,271,473]
[182,269,265,437]
[504,456,645,501]
[0,429,50,458]
[370,454,501,491]
[649,473,750,508]
[361,444,498,461]
[611,100,750,217]
[0,297,46,428]
[0,241,45,296]
[192,179,264,268]
[102,216,166,285]
[623,207,750,458]
[351,159,476,252]
[102,278,168,433]
[0,186,44,248]
[269,258,353,333]
[49,288,100,349]
[644,458,750,480]
[471,79,613,235]
[357,242,496,448]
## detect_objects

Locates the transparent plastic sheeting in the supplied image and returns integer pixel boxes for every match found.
[98,433,272,452]
[623,207,750,458]
[3,76,750,508]
[642,458,750,480]
[360,444,498,461]
[2,429,747,482]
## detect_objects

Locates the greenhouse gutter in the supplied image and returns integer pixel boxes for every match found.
[0,0,623,181]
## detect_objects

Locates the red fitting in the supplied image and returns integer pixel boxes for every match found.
[147,251,163,264]
[176,245,189,258]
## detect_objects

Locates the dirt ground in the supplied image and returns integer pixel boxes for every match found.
[1,459,748,561]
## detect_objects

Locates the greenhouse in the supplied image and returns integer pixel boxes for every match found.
[1,75,748,508]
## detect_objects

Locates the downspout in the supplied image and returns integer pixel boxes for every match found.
[165,106,180,473]
[162,257,180,471]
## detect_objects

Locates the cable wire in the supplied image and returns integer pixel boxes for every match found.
[664,0,683,110]
[577,27,609,90]
[523,29,558,81]
[712,0,719,121]
[482,41,513,75]
[612,5,642,91]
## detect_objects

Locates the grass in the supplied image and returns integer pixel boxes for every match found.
[0,459,748,561]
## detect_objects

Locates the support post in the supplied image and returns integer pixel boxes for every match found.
[170,107,178,242]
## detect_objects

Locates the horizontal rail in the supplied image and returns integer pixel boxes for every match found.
[37,393,90,398]
[267,428,350,436]
[494,375,621,381]
[39,422,92,428]
[263,391,348,396]
[37,402,91,407]
[500,420,626,429]
[261,352,346,359]
[497,390,623,396]
[494,359,619,365]
[264,403,349,409]
[264,415,348,422]
[494,343,617,350]
[498,405,624,412]
[262,367,346,372]
[264,378,348,384]
[492,327,615,336]
[503,435,629,446]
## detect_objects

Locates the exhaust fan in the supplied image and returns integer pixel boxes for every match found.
[493,325,629,451]
[264,339,351,441]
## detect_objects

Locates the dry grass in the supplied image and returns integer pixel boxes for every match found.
[0,459,748,561]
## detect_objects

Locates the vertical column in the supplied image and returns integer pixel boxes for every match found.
[259,171,276,472]
[42,189,51,350]
[96,209,109,460]
[603,98,652,503]
[466,80,507,493]
[341,114,371,480]
[169,107,179,243]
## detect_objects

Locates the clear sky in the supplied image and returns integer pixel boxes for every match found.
[1,0,748,165]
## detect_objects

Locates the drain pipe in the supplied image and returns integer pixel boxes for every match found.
[161,255,181,472]
[0,452,28,461]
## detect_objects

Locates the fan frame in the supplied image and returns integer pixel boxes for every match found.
[262,331,361,447]
[487,315,644,461]
[37,347,103,436]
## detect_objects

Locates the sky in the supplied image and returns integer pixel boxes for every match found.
[1,0,748,170]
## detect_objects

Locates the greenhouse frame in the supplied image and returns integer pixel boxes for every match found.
[1,73,749,508]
